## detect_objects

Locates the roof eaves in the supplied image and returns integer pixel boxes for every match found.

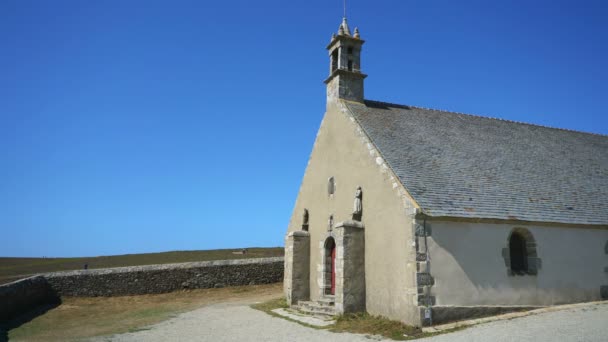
[424,214,608,229]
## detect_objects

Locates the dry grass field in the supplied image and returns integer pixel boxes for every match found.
[0,247,283,284]
[7,283,283,341]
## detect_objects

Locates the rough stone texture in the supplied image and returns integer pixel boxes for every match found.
[284,231,311,305]
[333,220,365,314]
[415,222,432,237]
[416,253,427,261]
[427,305,542,325]
[501,228,541,276]
[416,273,435,286]
[414,216,435,326]
[325,31,366,103]
[44,257,283,297]
[0,276,59,323]
[326,71,366,103]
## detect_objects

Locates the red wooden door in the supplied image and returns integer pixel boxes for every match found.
[330,245,336,295]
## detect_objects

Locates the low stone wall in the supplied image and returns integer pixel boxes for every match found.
[0,257,283,323]
[44,257,284,297]
[0,276,60,322]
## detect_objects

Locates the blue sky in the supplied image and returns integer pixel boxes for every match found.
[1,0,606,257]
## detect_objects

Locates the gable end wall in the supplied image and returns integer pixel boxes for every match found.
[286,100,421,324]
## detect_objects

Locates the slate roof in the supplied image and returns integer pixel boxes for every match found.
[345,100,608,225]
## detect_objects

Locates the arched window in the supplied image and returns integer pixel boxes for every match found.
[509,232,527,273]
[328,177,335,196]
[503,228,540,276]
[301,208,309,232]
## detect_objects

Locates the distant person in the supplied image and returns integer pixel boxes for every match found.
[84,263,88,270]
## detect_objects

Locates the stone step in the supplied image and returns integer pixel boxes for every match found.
[297,300,315,308]
[296,305,336,317]
[276,308,336,325]
[295,301,336,316]
[298,299,334,307]
[297,300,335,309]
[295,299,337,317]
[318,296,335,305]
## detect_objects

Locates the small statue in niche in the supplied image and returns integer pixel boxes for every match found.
[328,215,334,232]
[352,186,363,221]
[302,208,309,231]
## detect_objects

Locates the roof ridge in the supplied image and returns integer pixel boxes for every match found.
[363,99,608,138]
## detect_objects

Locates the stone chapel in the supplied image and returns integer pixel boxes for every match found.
[283,18,608,326]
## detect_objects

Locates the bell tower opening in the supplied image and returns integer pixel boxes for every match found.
[325,18,367,103]
[331,49,339,73]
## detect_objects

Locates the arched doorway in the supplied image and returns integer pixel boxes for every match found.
[324,237,336,295]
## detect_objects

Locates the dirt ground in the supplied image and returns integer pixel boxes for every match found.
[6,283,282,341]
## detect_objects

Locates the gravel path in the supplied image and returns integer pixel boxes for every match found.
[93,302,608,342]
[92,302,388,342]
[419,303,608,342]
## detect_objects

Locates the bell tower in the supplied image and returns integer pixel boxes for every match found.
[324,18,366,103]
